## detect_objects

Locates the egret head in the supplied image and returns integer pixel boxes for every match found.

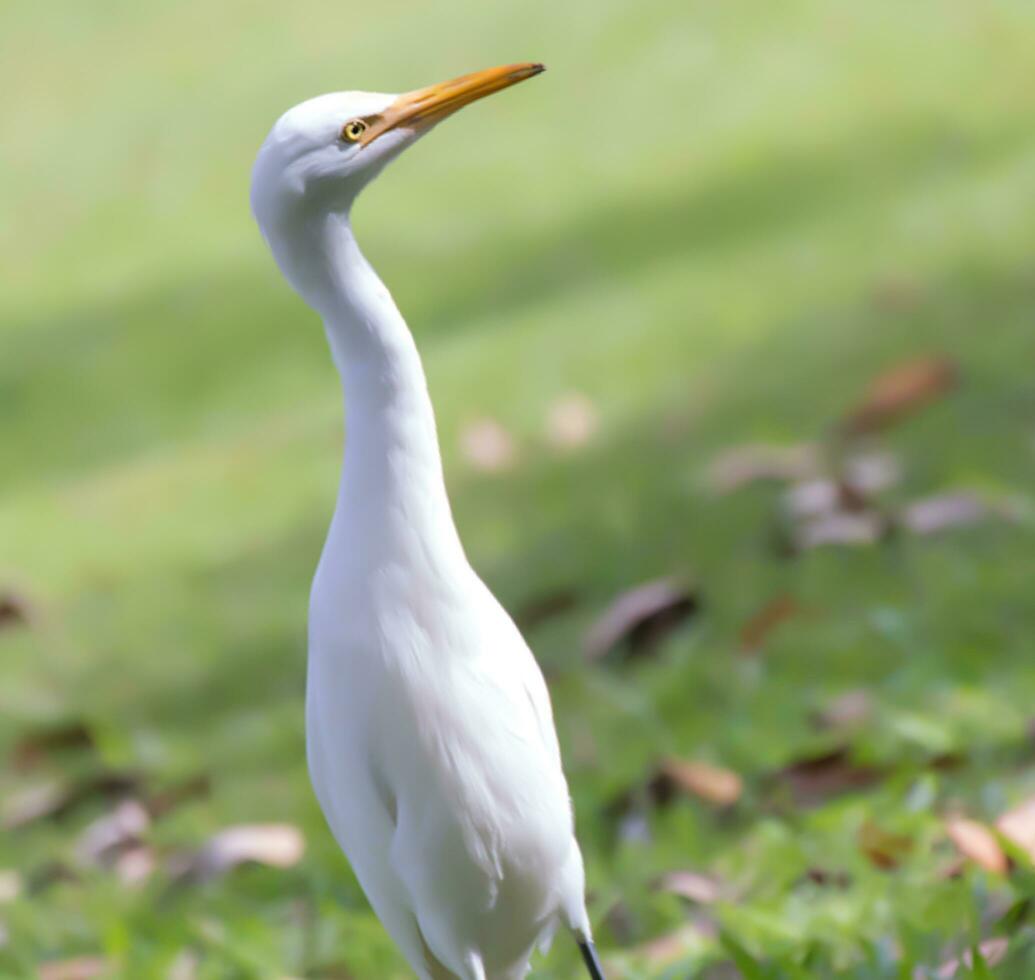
[251,62,544,233]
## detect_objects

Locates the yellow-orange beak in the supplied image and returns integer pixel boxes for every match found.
[355,62,545,146]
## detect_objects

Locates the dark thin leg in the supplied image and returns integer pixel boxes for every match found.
[578,939,606,980]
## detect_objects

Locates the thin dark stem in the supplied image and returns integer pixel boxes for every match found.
[578,940,606,980]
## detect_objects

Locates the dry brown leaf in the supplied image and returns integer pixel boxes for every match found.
[776,747,883,807]
[933,937,1009,978]
[1,782,66,831]
[802,867,852,889]
[795,511,886,551]
[114,844,157,887]
[75,799,150,868]
[944,816,1007,874]
[11,721,95,772]
[813,690,874,732]
[785,460,900,523]
[901,491,993,536]
[842,356,957,436]
[458,418,516,473]
[706,443,819,493]
[513,588,579,632]
[602,899,636,945]
[654,870,723,904]
[68,796,156,887]
[146,774,211,820]
[0,590,34,630]
[739,594,801,653]
[857,819,913,870]
[26,861,79,894]
[0,870,23,905]
[937,856,967,881]
[633,926,705,969]
[2,772,140,830]
[842,451,902,497]
[167,949,201,980]
[996,794,1035,863]
[584,578,698,661]
[173,823,305,883]
[653,758,742,807]
[38,956,109,980]
[784,479,842,520]
[546,393,599,450]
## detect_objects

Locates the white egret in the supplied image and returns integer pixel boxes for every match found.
[250,64,604,980]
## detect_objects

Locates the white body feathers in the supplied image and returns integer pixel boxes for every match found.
[251,87,590,979]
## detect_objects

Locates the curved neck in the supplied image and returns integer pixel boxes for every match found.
[278,211,467,579]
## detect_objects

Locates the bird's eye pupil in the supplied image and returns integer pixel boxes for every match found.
[342,119,367,142]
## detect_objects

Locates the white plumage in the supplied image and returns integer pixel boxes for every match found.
[250,65,601,980]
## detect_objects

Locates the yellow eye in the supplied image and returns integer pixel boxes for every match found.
[341,119,368,143]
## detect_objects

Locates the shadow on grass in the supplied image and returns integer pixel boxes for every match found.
[5,114,1033,489]
[114,257,1035,766]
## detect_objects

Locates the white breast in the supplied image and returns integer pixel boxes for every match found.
[306,551,587,979]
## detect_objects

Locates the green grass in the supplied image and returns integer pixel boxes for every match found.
[3,0,1035,976]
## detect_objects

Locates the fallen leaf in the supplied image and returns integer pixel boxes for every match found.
[545,392,599,450]
[75,799,150,867]
[842,356,957,436]
[706,443,819,493]
[513,588,579,632]
[167,949,201,980]
[459,418,516,473]
[12,721,95,772]
[739,594,801,653]
[937,857,967,880]
[38,956,109,980]
[652,758,742,807]
[996,795,1035,864]
[1,782,65,831]
[632,926,709,969]
[2,772,140,830]
[146,774,211,820]
[802,867,852,889]
[0,870,23,904]
[776,747,883,807]
[26,861,79,894]
[933,937,1009,978]
[584,578,699,661]
[602,899,636,945]
[813,690,874,731]
[900,491,993,536]
[640,930,688,966]
[945,816,1007,874]
[857,819,913,870]
[654,870,723,904]
[842,451,903,496]
[0,590,34,630]
[784,479,842,520]
[172,823,305,883]
[794,511,886,551]
[785,455,900,522]
[114,844,157,887]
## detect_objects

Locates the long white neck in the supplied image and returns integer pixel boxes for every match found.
[273,210,469,583]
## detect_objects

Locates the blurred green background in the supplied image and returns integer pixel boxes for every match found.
[3,0,1035,976]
